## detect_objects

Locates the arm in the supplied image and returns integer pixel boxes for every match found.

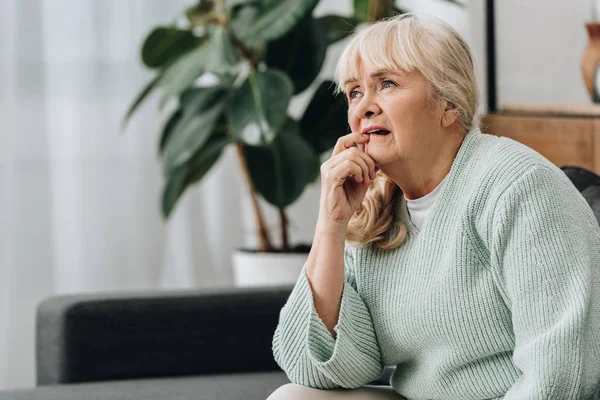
[491,166,600,399]
[272,240,383,389]
[305,220,347,338]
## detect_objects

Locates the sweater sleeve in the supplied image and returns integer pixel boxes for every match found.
[491,166,600,399]
[272,243,383,389]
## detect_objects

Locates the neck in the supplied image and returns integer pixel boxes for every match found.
[382,128,466,200]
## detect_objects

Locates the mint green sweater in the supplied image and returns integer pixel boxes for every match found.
[272,129,600,399]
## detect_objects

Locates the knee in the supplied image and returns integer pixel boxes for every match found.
[267,383,317,400]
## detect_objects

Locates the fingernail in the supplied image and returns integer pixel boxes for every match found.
[362,134,369,138]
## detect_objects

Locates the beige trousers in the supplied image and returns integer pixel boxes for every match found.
[267,384,406,400]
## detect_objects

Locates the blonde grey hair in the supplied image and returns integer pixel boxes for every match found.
[338,13,479,250]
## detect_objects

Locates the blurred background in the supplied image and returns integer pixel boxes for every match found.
[0,0,594,390]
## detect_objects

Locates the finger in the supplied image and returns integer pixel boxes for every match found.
[330,160,365,184]
[343,145,377,180]
[358,146,377,179]
[332,132,370,156]
[336,147,371,183]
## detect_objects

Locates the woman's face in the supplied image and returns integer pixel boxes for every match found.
[344,62,444,167]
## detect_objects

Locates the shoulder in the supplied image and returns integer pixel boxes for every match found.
[467,130,556,177]
[452,130,592,244]
[457,130,571,201]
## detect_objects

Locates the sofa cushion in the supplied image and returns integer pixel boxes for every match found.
[0,371,289,400]
[36,287,292,385]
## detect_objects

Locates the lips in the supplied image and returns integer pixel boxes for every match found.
[362,125,391,135]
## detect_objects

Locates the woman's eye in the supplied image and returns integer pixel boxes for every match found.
[349,90,362,100]
[381,80,396,89]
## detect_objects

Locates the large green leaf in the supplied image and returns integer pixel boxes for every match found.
[159,95,228,158]
[159,109,183,155]
[157,27,239,107]
[316,15,358,45]
[301,80,349,154]
[162,171,188,218]
[265,17,327,95]
[162,134,234,218]
[279,117,320,184]
[162,86,227,174]
[187,135,235,180]
[245,128,319,208]
[141,27,201,68]
[227,69,293,144]
[229,4,261,47]
[246,0,319,44]
[157,43,210,108]
[353,0,369,22]
[122,73,162,131]
[205,25,240,75]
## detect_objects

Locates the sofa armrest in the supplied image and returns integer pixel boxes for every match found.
[36,286,292,385]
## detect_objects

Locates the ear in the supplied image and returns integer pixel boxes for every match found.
[441,101,459,128]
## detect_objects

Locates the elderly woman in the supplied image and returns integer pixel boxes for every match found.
[268,13,600,400]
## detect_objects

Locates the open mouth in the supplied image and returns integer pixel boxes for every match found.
[366,129,391,136]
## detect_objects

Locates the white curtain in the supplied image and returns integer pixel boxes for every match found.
[0,0,255,389]
[0,0,470,390]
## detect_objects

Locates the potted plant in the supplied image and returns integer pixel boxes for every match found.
[123,0,461,286]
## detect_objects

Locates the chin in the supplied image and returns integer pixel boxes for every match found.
[366,147,391,161]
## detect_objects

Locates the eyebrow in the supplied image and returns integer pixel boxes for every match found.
[343,69,402,86]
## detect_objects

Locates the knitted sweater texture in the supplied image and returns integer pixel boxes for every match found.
[272,129,600,399]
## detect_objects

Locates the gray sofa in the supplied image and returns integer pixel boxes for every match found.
[0,286,294,399]
[0,165,597,400]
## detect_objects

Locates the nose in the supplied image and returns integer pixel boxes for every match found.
[355,92,381,119]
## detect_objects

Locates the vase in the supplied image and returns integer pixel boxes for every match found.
[582,22,600,103]
[231,249,308,287]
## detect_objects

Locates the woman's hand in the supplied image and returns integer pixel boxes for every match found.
[318,132,377,228]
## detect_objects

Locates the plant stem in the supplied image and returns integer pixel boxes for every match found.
[368,0,392,22]
[219,4,270,252]
[213,0,259,70]
[215,0,227,25]
[230,35,260,70]
[235,143,273,252]
[279,208,290,252]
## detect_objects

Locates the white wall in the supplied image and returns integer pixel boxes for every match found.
[496,0,593,106]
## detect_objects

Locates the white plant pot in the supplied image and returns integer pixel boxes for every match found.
[232,249,308,288]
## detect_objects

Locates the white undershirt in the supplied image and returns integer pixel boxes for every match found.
[404,175,448,233]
